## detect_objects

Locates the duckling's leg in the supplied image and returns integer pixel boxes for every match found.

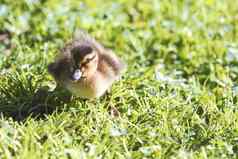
[107,93,120,117]
[109,105,120,117]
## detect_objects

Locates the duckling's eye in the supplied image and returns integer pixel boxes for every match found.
[82,54,96,65]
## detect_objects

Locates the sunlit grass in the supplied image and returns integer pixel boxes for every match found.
[0,0,238,158]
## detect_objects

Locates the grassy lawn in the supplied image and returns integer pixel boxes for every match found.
[0,0,238,158]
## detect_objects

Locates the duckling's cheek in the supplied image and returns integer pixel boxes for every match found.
[80,67,85,72]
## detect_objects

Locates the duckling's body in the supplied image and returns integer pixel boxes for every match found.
[65,71,113,98]
[48,31,125,99]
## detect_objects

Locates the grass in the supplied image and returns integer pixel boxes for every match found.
[0,0,238,158]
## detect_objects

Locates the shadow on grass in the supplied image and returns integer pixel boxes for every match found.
[0,71,117,121]
[0,72,72,121]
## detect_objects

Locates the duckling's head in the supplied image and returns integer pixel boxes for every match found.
[48,44,99,84]
[70,44,99,81]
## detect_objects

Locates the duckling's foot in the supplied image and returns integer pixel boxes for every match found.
[109,106,120,118]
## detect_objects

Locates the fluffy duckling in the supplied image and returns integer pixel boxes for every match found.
[48,31,126,99]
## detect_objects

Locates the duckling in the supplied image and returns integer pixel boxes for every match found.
[48,31,126,99]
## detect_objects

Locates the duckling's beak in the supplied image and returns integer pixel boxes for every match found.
[71,69,82,81]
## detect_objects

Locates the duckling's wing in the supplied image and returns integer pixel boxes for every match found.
[100,49,126,75]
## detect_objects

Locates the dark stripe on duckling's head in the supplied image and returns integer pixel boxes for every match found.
[71,45,93,62]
